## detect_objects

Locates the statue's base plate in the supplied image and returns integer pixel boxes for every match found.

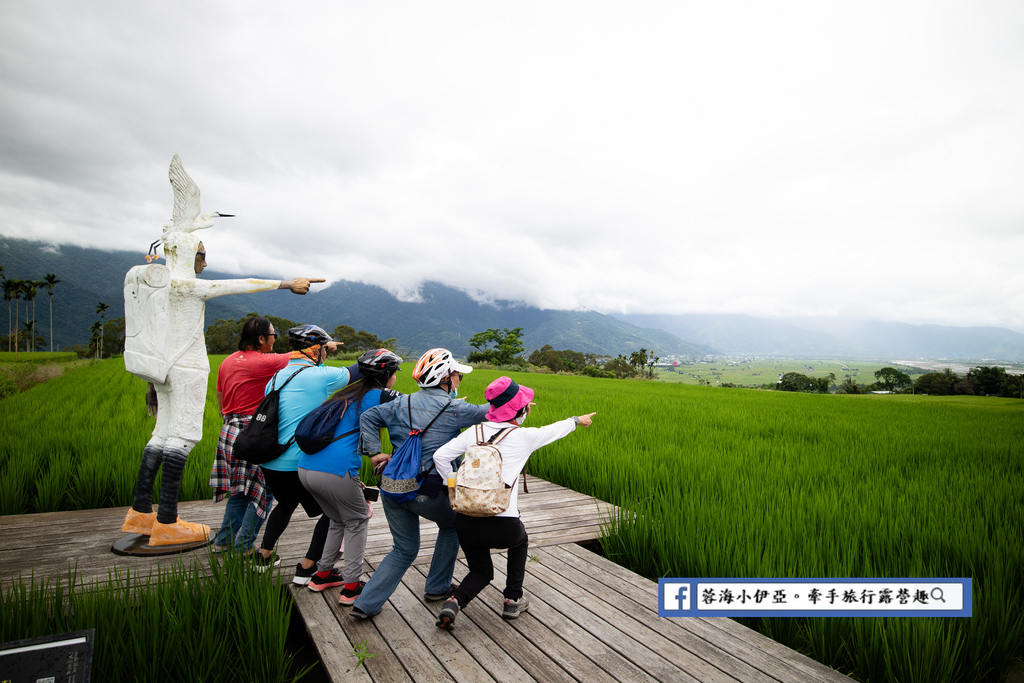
[110,532,213,557]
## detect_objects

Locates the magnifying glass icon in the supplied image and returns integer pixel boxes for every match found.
[931,587,946,603]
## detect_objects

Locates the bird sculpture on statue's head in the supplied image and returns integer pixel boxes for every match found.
[165,154,234,233]
[145,155,234,269]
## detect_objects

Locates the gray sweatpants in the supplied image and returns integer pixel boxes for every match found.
[297,468,369,583]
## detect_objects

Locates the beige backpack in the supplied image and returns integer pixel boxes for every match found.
[449,425,517,517]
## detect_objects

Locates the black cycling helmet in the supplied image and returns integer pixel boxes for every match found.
[358,348,403,382]
[288,324,332,351]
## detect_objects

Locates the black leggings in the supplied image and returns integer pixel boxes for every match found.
[452,514,529,607]
[260,467,329,561]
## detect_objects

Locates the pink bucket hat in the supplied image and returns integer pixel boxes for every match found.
[484,376,535,422]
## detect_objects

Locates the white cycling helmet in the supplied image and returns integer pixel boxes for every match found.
[412,348,473,388]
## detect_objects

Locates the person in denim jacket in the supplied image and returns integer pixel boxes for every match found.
[350,348,488,619]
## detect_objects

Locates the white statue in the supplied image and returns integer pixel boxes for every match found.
[120,155,323,547]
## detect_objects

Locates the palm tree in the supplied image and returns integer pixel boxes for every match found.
[89,321,102,360]
[95,302,110,359]
[2,278,15,353]
[21,321,40,352]
[10,279,24,356]
[22,281,41,352]
[43,274,61,352]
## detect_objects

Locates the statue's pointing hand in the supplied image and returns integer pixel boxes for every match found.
[279,278,325,295]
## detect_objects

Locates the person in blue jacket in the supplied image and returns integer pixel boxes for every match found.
[298,349,402,602]
[253,324,360,586]
[349,348,489,619]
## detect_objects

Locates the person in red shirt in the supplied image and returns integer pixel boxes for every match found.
[209,316,290,552]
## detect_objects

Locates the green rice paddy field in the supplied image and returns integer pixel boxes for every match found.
[1,357,1022,683]
[658,357,923,386]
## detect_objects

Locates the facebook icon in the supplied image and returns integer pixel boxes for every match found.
[659,581,692,616]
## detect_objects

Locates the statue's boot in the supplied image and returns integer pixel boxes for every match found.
[149,518,212,546]
[121,509,157,535]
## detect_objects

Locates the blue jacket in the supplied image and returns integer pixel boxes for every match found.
[261,360,352,471]
[358,386,488,475]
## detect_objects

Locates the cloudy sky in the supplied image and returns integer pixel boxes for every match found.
[2,1,1023,330]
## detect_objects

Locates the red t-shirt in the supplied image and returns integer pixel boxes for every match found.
[217,351,291,415]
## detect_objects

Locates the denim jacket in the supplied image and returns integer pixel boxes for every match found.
[359,386,489,474]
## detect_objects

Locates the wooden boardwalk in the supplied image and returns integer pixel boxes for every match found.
[0,478,849,682]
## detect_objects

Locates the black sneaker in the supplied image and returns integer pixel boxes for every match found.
[338,581,366,606]
[292,563,316,586]
[436,597,459,630]
[254,553,281,572]
[424,583,457,602]
[502,594,530,620]
[308,569,345,592]
[350,606,373,620]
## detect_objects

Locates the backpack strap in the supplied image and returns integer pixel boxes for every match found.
[265,364,312,449]
[487,426,517,445]
[271,363,311,392]
[420,400,453,434]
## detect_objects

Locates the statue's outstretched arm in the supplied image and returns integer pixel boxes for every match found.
[196,277,326,301]
[196,278,282,301]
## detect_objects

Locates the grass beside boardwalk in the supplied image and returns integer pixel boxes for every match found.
[509,375,1024,683]
[0,552,312,682]
[1,357,1022,682]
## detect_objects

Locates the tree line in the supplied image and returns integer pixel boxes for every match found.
[1,266,61,353]
[467,327,660,379]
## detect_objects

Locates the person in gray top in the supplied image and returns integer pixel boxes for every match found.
[350,348,488,619]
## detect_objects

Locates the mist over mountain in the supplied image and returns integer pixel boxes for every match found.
[8,237,1024,361]
[613,313,1024,361]
[0,238,703,357]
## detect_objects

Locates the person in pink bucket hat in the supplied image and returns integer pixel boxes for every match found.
[432,376,596,630]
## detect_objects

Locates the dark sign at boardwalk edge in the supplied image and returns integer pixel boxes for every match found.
[0,629,93,683]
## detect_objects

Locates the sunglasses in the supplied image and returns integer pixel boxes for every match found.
[195,251,207,260]
[266,332,278,338]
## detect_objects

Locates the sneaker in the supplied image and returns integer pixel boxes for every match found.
[292,562,316,585]
[254,553,281,572]
[148,518,211,546]
[502,594,530,620]
[308,569,345,592]
[338,581,366,606]
[424,583,457,602]
[436,597,459,630]
[121,509,156,535]
[350,606,373,620]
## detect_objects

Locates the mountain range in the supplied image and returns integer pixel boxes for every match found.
[4,236,1024,361]
[0,238,702,358]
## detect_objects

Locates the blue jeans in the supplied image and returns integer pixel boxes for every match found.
[353,492,459,616]
[214,491,272,551]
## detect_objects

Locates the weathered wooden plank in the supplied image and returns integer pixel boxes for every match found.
[291,587,374,682]
[540,546,772,683]
[414,564,608,683]
[388,573,524,683]
[330,576,457,682]
[558,543,850,683]
[481,560,662,683]
[501,550,725,683]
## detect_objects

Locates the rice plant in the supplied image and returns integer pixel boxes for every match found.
[0,555,312,682]
[1,358,1021,681]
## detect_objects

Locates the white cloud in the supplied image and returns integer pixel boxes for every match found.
[2,0,1023,330]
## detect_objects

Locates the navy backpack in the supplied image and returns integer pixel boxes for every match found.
[379,397,452,503]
